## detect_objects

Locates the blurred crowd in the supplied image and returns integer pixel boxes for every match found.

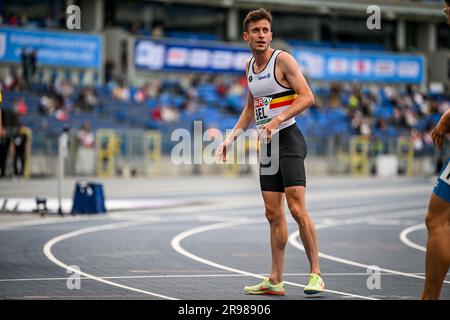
[1,70,449,157]
[0,11,67,29]
[107,73,247,122]
[322,82,449,153]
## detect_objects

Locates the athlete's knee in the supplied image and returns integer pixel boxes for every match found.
[264,205,283,223]
[289,207,310,226]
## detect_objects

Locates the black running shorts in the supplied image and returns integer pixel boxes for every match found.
[259,123,307,192]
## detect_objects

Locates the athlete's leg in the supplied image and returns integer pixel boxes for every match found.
[421,193,450,300]
[262,191,287,285]
[285,186,321,275]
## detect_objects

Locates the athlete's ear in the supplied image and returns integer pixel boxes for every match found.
[243,32,249,41]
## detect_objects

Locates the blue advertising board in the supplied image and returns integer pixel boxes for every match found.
[134,39,252,73]
[133,38,424,84]
[0,27,102,69]
[294,48,425,84]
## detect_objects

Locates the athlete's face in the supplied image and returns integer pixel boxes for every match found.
[445,3,450,26]
[243,19,273,54]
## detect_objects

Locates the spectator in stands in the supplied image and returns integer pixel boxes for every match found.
[7,13,18,26]
[0,127,11,178]
[44,15,57,28]
[375,118,387,135]
[57,9,66,28]
[57,79,75,99]
[160,105,180,122]
[4,69,19,91]
[12,125,28,178]
[19,14,29,27]
[411,128,424,152]
[20,48,33,88]
[78,87,100,112]
[120,40,128,74]
[329,82,343,108]
[133,84,149,104]
[104,60,115,83]
[1,107,20,129]
[54,104,69,122]
[151,106,162,121]
[75,122,96,176]
[30,49,37,79]
[130,21,142,34]
[38,89,64,118]
[112,82,130,102]
[38,94,52,116]
[14,97,27,117]
[152,22,165,38]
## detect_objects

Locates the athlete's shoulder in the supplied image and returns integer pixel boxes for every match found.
[276,50,297,64]
[275,51,300,74]
[245,57,254,74]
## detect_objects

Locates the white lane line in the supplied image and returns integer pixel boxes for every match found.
[288,211,450,284]
[0,192,427,230]
[43,219,178,300]
[170,219,377,300]
[109,199,427,225]
[2,272,443,282]
[33,196,430,300]
[0,215,109,231]
[399,224,426,252]
[311,200,426,219]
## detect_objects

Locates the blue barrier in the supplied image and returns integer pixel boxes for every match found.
[71,182,107,214]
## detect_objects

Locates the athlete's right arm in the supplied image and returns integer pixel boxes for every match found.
[216,86,254,161]
[226,90,255,142]
[432,109,450,150]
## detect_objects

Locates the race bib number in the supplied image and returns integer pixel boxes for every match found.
[439,161,450,185]
[254,96,272,128]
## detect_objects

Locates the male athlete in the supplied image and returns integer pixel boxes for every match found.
[421,0,450,300]
[216,8,324,295]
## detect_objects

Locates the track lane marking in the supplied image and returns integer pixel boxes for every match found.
[170,219,377,300]
[289,211,450,285]
[43,219,177,300]
[399,223,426,252]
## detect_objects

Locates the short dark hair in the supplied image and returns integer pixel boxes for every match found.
[446,0,450,5]
[243,8,272,32]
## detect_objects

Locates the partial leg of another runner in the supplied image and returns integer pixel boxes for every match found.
[421,193,450,299]
[420,93,450,299]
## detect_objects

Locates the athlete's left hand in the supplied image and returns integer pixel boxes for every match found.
[260,117,281,142]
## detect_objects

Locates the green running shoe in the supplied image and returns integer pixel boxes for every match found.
[244,277,285,295]
[304,273,325,295]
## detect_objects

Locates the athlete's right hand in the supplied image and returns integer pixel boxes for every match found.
[216,139,232,162]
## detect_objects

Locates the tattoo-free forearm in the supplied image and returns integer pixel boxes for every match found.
[226,104,254,143]
[275,94,315,124]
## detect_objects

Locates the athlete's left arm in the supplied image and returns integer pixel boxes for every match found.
[262,52,315,131]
